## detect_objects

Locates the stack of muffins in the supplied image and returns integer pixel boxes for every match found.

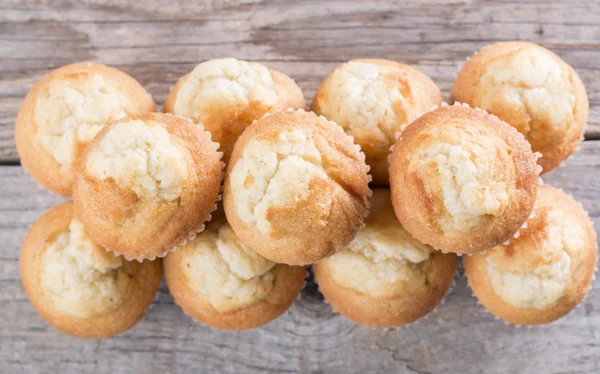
[16,42,597,338]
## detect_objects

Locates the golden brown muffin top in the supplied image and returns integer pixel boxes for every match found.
[326,188,435,298]
[74,113,223,260]
[15,62,155,195]
[20,201,162,338]
[224,109,371,265]
[312,59,443,184]
[389,104,539,254]
[39,217,137,318]
[164,58,305,162]
[312,59,443,153]
[172,212,277,313]
[478,185,595,309]
[452,42,588,173]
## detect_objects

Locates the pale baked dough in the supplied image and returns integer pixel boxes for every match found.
[229,128,330,235]
[452,42,588,173]
[85,118,189,201]
[223,110,371,266]
[73,113,222,260]
[312,59,443,184]
[20,201,161,338]
[389,105,538,254]
[464,185,597,325]
[15,62,156,195]
[164,58,306,162]
[41,218,130,319]
[164,210,305,330]
[313,188,456,327]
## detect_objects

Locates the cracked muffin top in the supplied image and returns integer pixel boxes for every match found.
[164,58,306,162]
[464,185,597,325]
[313,188,456,327]
[15,62,156,195]
[20,201,161,338]
[223,109,371,266]
[452,42,588,174]
[312,59,443,184]
[389,104,539,255]
[73,113,223,261]
[163,209,306,330]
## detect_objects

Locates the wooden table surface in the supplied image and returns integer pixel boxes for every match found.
[1,1,599,373]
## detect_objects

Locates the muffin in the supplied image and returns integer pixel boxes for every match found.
[389,104,539,255]
[73,112,223,260]
[164,209,305,330]
[20,201,162,339]
[452,42,588,173]
[464,185,597,325]
[314,188,457,327]
[223,109,371,266]
[312,59,443,184]
[164,58,306,162]
[15,62,156,195]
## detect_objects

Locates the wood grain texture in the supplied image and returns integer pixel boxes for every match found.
[1,142,600,374]
[1,0,600,161]
[2,1,600,373]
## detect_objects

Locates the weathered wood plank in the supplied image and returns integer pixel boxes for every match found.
[1,141,599,374]
[1,0,599,161]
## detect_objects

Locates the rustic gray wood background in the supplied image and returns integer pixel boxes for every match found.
[1,1,599,373]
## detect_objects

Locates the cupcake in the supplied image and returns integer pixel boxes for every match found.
[20,201,162,339]
[464,185,597,325]
[15,62,156,195]
[164,58,306,162]
[452,42,588,173]
[314,188,457,327]
[388,104,539,255]
[223,109,371,266]
[73,112,222,260]
[311,59,443,184]
[164,209,305,330]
